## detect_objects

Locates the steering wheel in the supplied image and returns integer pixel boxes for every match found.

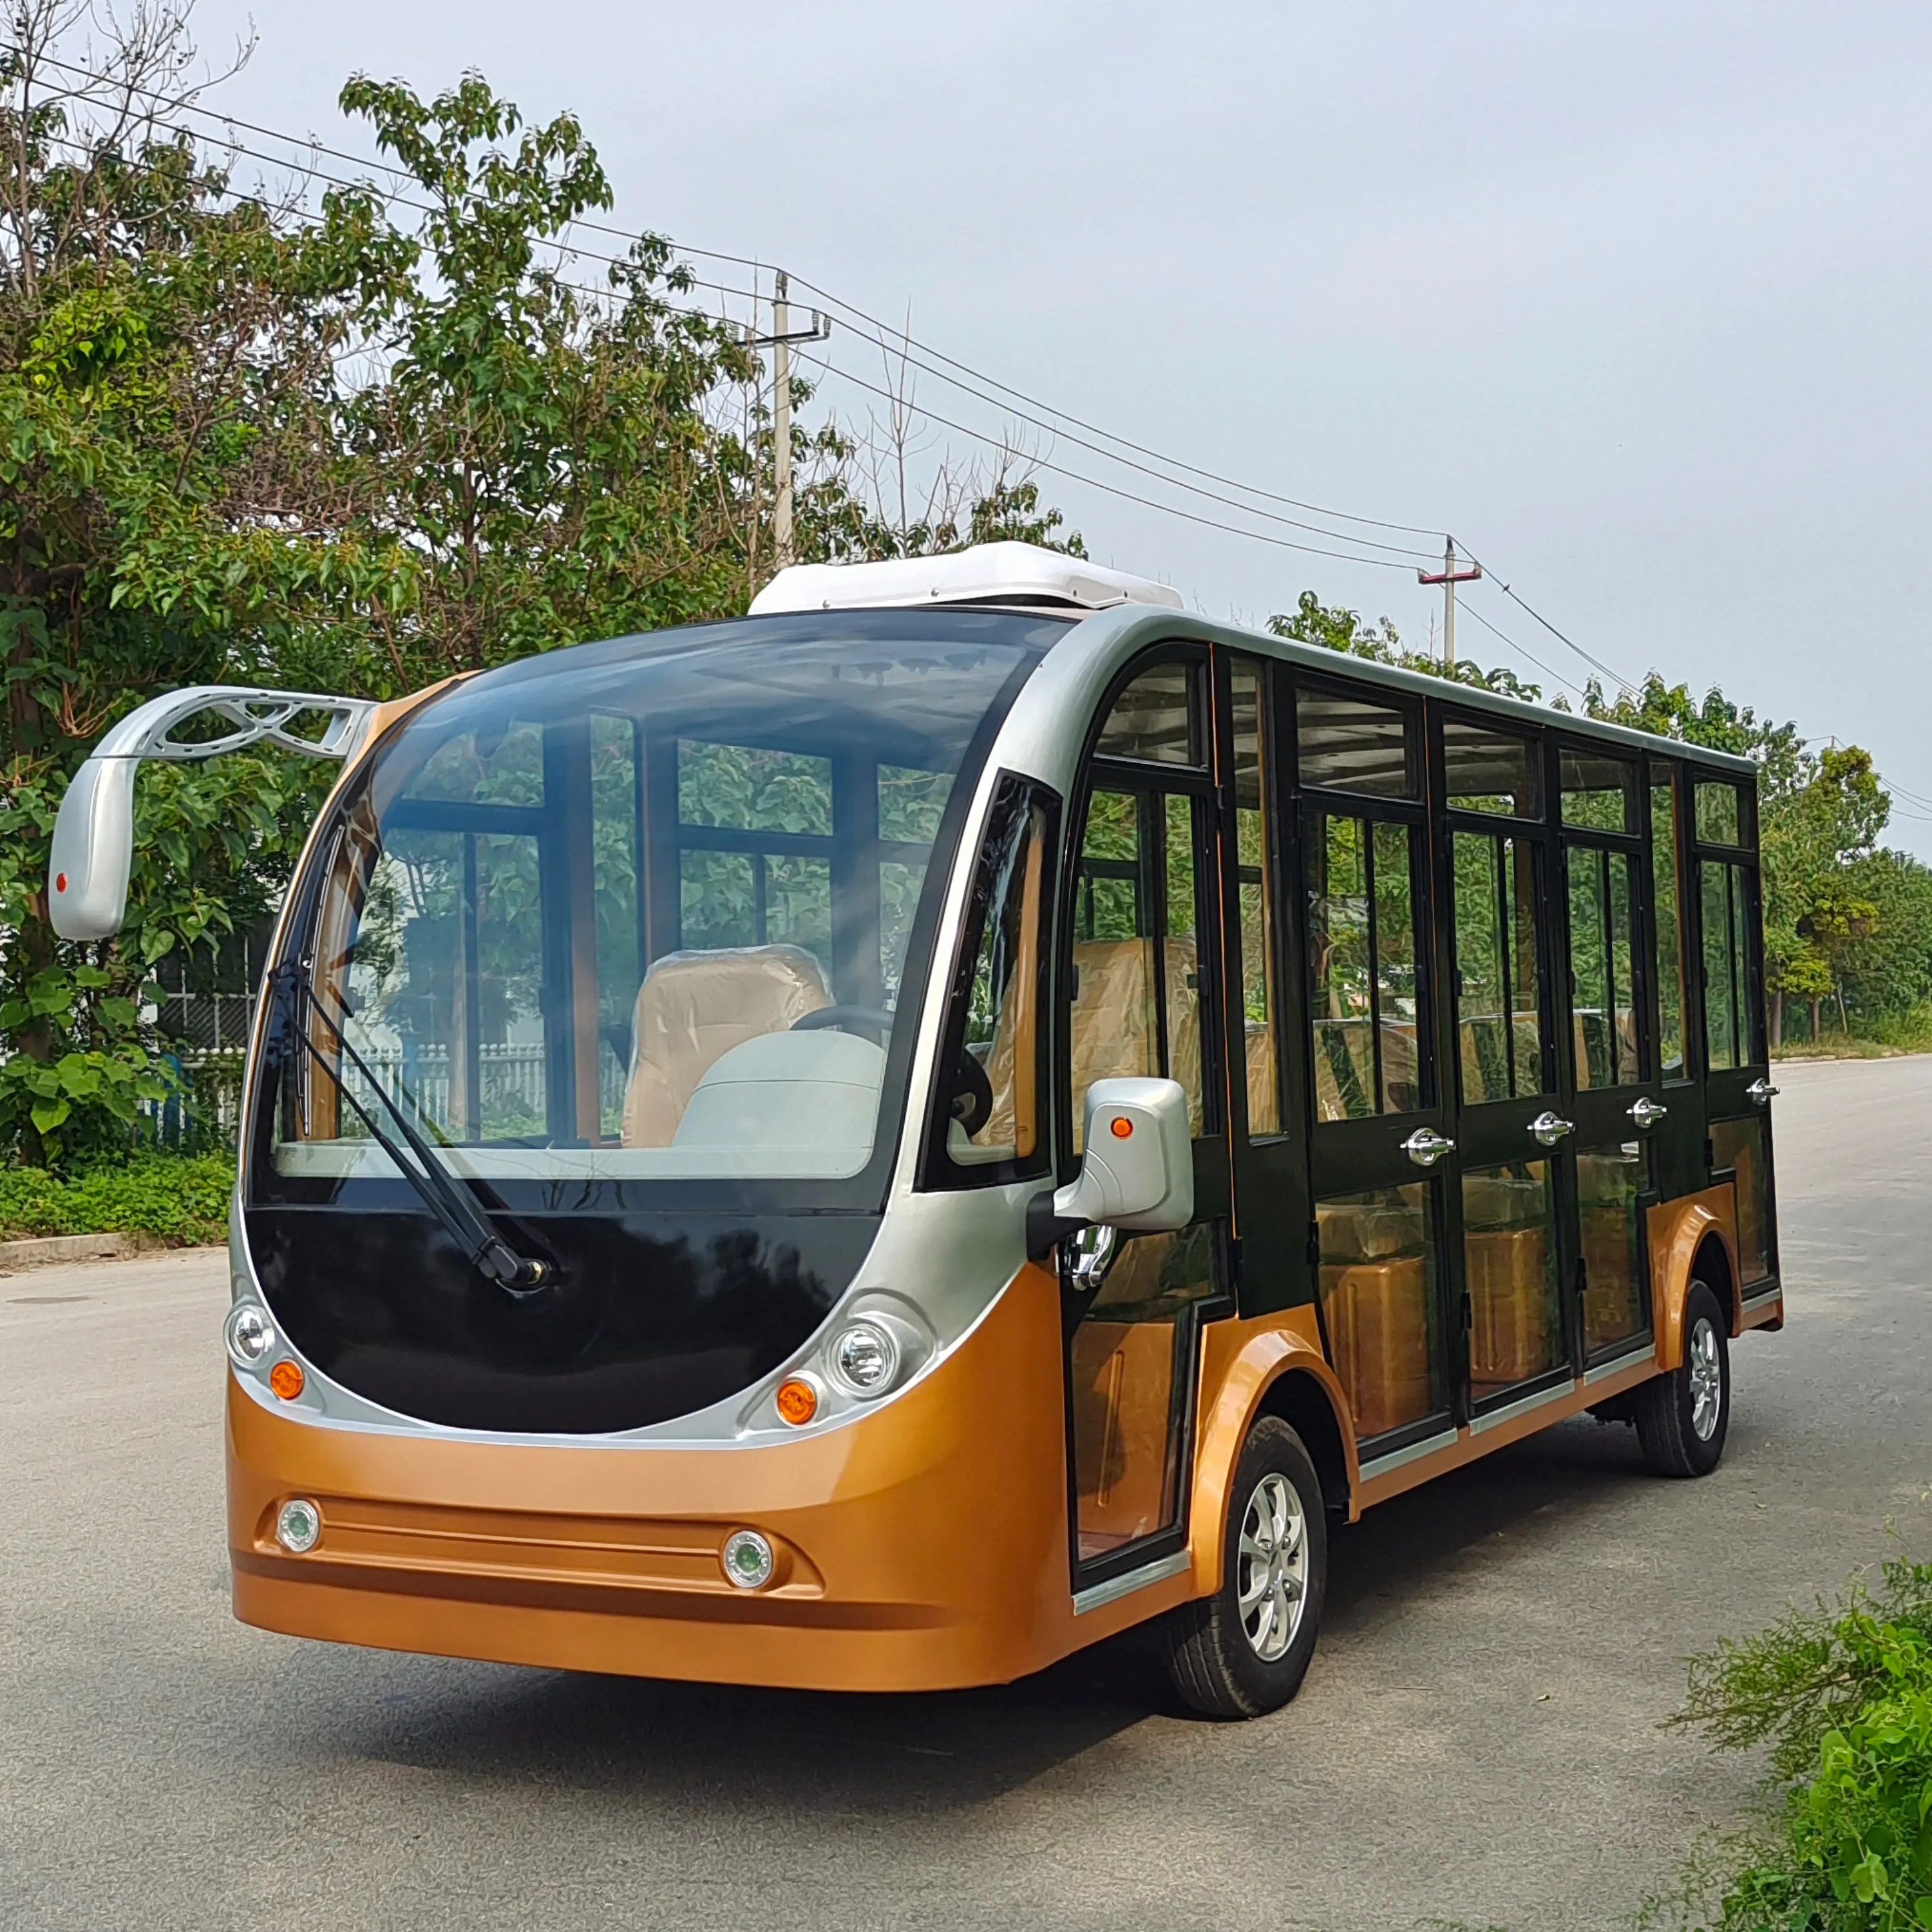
[791,1005,895,1043]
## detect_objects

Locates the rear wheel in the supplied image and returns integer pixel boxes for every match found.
[1160,1416,1327,1719]
[1636,1281,1730,1477]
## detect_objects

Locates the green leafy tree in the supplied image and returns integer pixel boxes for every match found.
[1267,591,1542,701]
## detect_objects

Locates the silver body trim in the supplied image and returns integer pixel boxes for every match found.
[1742,1282,1783,1308]
[1072,1548,1191,1616]
[1584,1346,1658,1387]
[1358,1427,1460,1481]
[1469,1381,1576,1435]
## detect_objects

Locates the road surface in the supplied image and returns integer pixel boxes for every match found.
[5,1055,1928,1931]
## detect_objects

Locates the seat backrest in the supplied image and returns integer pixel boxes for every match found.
[621,944,830,1148]
[1068,936,1201,1139]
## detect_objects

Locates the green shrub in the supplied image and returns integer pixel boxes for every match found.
[1669,1556,1932,1929]
[0,1153,234,1245]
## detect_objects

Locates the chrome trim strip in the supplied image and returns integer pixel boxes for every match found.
[1072,1548,1191,1616]
[1469,1381,1576,1435]
[1741,1283,1782,1307]
[1358,1426,1460,1481]
[1584,1347,1657,1387]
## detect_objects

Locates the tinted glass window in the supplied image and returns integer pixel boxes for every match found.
[1651,779,1688,1080]
[1444,720,1541,819]
[1696,780,1745,847]
[1560,748,1635,831]
[1296,690,1415,797]
[1098,662,1198,765]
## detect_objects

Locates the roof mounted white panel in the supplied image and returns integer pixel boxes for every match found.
[748,540,1184,616]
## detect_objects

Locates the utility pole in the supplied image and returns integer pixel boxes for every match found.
[748,273,831,580]
[1417,538,1482,672]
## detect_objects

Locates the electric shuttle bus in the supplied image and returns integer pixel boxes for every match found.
[50,542,1783,1718]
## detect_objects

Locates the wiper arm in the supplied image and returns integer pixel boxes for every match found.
[265,961,552,1294]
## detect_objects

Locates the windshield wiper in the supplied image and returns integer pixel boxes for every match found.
[265,961,552,1294]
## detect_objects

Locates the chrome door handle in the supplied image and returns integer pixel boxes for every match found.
[1747,1078,1779,1106]
[1068,1223,1119,1294]
[1528,1110,1575,1146]
[1401,1127,1455,1169]
[1628,1097,1669,1128]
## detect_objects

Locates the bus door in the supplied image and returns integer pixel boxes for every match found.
[1556,746,1661,1368]
[1437,713,1572,1417]
[1295,680,1457,1461]
[1061,652,1233,1591]
[1688,768,1779,1295]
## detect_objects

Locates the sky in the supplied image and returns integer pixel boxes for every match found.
[158,0,1932,857]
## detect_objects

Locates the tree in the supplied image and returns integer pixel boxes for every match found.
[1267,591,1543,701]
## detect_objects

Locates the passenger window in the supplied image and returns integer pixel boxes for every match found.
[878,764,953,1001]
[1710,1117,1771,1283]
[1701,860,1758,1069]
[1566,846,1639,1088]
[1296,690,1415,797]
[1097,663,1198,765]
[1651,779,1688,1080]
[1560,748,1634,831]
[930,781,1052,1180]
[1071,786,1209,1150]
[1232,659,1280,1135]
[1307,813,1426,1119]
[1453,829,1546,1101]
[1696,781,1744,847]
[1444,720,1541,819]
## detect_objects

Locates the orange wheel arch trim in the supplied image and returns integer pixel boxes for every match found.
[1648,1186,1742,1371]
[1187,1311,1358,1597]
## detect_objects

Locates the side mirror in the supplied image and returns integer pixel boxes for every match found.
[1027,1077,1193,1261]
[47,687,375,941]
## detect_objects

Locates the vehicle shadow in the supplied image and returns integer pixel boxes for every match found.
[339,1416,1660,1815]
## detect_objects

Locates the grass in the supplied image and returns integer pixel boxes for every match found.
[1775,1004,1932,1061]
[0,1152,234,1246]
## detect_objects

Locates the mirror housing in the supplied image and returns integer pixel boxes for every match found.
[1027,1077,1193,1261]
[47,687,375,941]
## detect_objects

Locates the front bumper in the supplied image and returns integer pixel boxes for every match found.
[229,1263,1085,1692]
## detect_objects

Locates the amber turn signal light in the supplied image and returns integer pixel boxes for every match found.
[1110,1115,1135,1139]
[775,1376,819,1426]
[269,1359,305,1401]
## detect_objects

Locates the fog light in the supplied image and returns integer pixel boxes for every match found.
[775,1376,819,1426]
[829,1320,899,1397]
[268,1359,305,1401]
[276,1499,321,1554]
[722,1529,774,1590]
[225,1302,274,1367]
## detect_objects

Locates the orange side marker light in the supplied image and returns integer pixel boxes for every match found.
[55,873,67,893]
[269,1359,305,1401]
[775,1377,819,1426]
[1110,1115,1135,1139]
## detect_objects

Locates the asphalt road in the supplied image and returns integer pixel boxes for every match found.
[5,1054,1930,1932]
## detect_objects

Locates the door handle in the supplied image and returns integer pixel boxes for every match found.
[1400,1127,1455,1169]
[1747,1078,1779,1106]
[1627,1097,1668,1129]
[1528,1110,1575,1146]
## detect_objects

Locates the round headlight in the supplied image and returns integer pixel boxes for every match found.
[721,1528,774,1590]
[276,1499,321,1554]
[829,1320,900,1397]
[225,1302,275,1367]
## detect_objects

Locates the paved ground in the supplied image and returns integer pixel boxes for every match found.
[5,1055,1929,1932]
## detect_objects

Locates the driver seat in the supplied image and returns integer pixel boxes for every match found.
[621,944,831,1148]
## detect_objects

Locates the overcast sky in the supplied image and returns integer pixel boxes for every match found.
[178,0,1932,857]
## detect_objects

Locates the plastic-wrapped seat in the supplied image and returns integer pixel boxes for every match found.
[620,945,829,1148]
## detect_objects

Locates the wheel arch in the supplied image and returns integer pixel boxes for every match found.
[1188,1325,1357,1602]
[1649,1188,1742,1371]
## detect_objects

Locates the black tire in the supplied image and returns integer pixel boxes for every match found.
[1636,1280,1730,1477]
[1159,1416,1328,1719]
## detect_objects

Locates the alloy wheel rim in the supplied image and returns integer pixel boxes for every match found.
[1236,1471,1309,1663]
[1689,1316,1723,1440]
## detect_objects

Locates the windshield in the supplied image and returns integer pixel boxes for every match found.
[258,610,1054,1196]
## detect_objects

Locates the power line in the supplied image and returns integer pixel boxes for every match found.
[1455,599,1586,701]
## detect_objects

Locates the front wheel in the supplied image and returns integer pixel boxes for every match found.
[1636,1280,1730,1477]
[1159,1416,1327,1719]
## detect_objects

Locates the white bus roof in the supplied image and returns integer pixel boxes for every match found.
[748,542,1184,616]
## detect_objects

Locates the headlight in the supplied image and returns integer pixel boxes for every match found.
[225,1302,275,1367]
[829,1319,900,1397]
